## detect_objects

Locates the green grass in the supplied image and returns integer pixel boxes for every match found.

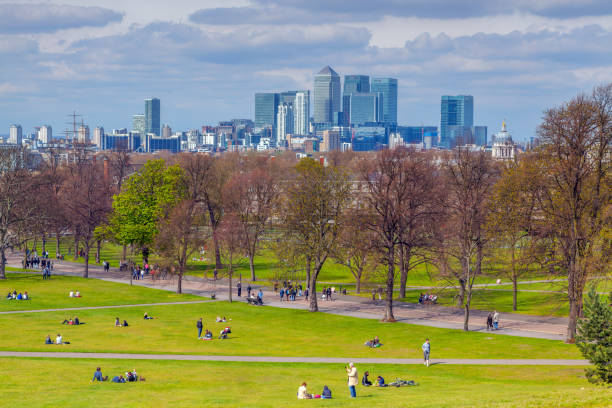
[0,296,581,359]
[1,358,608,408]
[0,273,203,311]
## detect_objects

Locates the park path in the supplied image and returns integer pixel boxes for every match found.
[4,252,569,341]
[0,351,589,366]
[0,300,214,315]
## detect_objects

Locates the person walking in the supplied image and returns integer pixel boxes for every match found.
[493,310,500,330]
[346,362,358,398]
[422,338,431,367]
[486,313,493,331]
[197,318,203,339]
[237,282,242,297]
[279,287,284,302]
[247,285,252,298]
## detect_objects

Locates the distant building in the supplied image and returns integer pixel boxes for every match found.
[492,121,517,160]
[37,125,52,144]
[78,125,90,143]
[276,104,293,146]
[321,130,340,152]
[162,124,172,138]
[293,91,310,135]
[93,127,104,148]
[255,93,279,132]
[441,95,473,148]
[9,124,22,145]
[314,66,341,124]
[132,114,145,134]
[447,125,487,146]
[145,97,161,136]
[371,77,397,125]
[396,126,437,144]
[344,75,370,95]
[144,134,180,153]
[349,93,383,126]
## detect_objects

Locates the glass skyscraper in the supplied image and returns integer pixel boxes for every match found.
[344,75,370,95]
[349,93,383,126]
[294,91,310,135]
[371,78,397,125]
[440,95,474,148]
[132,114,145,134]
[255,93,279,130]
[314,66,341,124]
[145,98,160,136]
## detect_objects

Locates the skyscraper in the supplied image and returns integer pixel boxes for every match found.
[314,66,341,124]
[132,114,145,134]
[255,93,279,131]
[276,104,294,145]
[93,127,104,148]
[145,97,161,136]
[9,124,22,145]
[349,93,383,126]
[294,91,310,135]
[344,75,370,95]
[371,78,398,125]
[440,95,474,148]
[38,125,52,144]
[78,125,90,143]
[162,124,172,138]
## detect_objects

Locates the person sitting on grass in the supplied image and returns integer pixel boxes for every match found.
[23,291,29,300]
[123,320,129,327]
[45,335,53,345]
[321,385,332,399]
[92,367,108,382]
[68,318,74,325]
[219,327,230,339]
[203,329,213,339]
[126,371,137,382]
[115,317,122,327]
[112,375,126,383]
[216,316,222,322]
[143,312,154,320]
[365,336,382,348]
[16,292,23,300]
[362,371,372,386]
[74,317,80,325]
[6,291,11,299]
[56,333,63,344]
[375,376,387,387]
[75,291,81,297]
[297,382,312,399]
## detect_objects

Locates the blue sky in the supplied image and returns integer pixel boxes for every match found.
[1,0,611,141]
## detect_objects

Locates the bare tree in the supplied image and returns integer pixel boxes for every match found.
[536,84,611,342]
[437,149,498,330]
[217,214,245,302]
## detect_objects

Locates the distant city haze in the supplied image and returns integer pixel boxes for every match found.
[1,1,612,140]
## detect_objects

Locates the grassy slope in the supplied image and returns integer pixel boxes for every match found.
[1,358,608,408]
[0,299,581,359]
[0,273,202,311]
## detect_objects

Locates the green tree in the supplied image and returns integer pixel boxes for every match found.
[576,287,612,384]
[108,159,182,264]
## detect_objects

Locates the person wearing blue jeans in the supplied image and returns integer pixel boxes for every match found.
[346,362,358,398]
[422,338,431,367]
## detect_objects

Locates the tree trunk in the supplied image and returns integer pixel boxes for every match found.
[55,229,61,258]
[307,259,318,312]
[0,247,6,279]
[249,256,256,281]
[384,246,396,322]
[228,268,233,303]
[41,233,46,254]
[73,234,79,260]
[95,240,101,264]
[399,245,406,299]
[457,280,465,307]
[122,244,127,262]
[463,302,470,331]
[142,247,149,265]
[83,244,89,278]
[212,232,222,270]
[177,269,183,294]
[511,245,517,311]
[567,297,581,343]
[355,269,361,294]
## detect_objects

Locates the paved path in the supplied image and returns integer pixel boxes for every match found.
[4,252,570,341]
[0,351,589,366]
[0,300,215,315]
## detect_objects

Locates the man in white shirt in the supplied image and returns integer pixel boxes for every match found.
[56,334,63,344]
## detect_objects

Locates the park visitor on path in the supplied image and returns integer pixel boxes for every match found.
[237,282,241,297]
[493,310,500,330]
[197,318,203,338]
[422,338,430,367]
[346,362,358,398]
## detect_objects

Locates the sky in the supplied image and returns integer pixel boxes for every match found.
[1,0,611,141]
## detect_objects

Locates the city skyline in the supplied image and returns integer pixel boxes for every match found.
[1,1,612,140]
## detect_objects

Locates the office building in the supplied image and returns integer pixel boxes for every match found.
[440,95,473,148]
[276,104,294,145]
[294,91,310,135]
[349,93,383,126]
[9,124,22,145]
[132,114,145,134]
[78,125,90,143]
[145,97,161,136]
[314,66,341,124]
[371,78,397,125]
[162,124,172,138]
[321,130,340,152]
[93,127,104,148]
[37,125,52,144]
[396,126,438,144]
[255,93,279,131]
[144,134,180,153]
[344,75,370,95]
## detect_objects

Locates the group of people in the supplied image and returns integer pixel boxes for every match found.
[246,290,264,305]
[279,285,302,301]
[297,383,332,399]
[92,367,145,383]
[361,371,392,387]
[364,336,382,348]
[196,317,232,340]
[115,317,129,327]
[62,316,81,325]
[486,311,500,330]
[6,290,28,300]
[321,287,335,301]
[418,293,438,304]
[69,291,82,297]
[45,333,69,344]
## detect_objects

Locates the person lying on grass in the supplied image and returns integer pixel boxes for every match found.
[112,375,126,383]
[219,327,230,339]
[143,312,154,320]
[365,336,382,348]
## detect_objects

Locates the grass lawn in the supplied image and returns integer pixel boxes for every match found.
[0,273,203,311]
[1,358,608,408]
[0,297,581,359]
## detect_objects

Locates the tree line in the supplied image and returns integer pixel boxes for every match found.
[0,85,608,343]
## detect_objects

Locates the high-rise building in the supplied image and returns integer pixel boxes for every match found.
[314,66,341,124]
[37,125,52,144]
[145,97,161,136]
[78,125,90,143]
[276,104,294,145]
[440,95,474,148]
[132,114,145,134]
[9,124,22,145]
[371,78,398,125]
[349,93,383,126]
[294,91,310,135]
[162,124,172,138]
[321,130,340,152]
[255,93,279,131]
[93,126,104,148]
[344,75,370,95]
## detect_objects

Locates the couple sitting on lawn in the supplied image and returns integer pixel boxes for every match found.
[115,317,129,327]
[362,371,387,387]
[62,317,81,325]
[46,334,70,345]
[69,291,81,298]
[297,383,332,399]
[365,336,382,348]
[112,370,144,383]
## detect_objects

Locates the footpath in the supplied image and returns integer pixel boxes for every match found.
[5,253,569,341]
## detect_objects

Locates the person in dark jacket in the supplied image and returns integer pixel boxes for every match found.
[321,385,332,399]
[197,318,203,338]
[362,371,372,386]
